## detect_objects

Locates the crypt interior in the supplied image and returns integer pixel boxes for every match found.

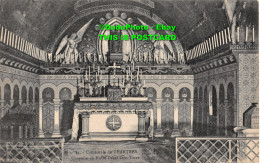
[0,0,258,142]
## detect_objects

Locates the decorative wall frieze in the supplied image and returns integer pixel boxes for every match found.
[0,43,43,74]
[0,65,39,80]
[74,102,153,110]
[191,53,236,74]
[39,74,194,80]
[194,63,236,80]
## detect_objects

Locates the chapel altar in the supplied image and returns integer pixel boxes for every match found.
[70,63,153,141]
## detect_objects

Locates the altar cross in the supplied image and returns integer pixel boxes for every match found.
[108,62,121,78]
[108,117,121,129]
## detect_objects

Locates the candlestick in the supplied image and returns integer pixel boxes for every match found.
[245,26,248,42]
[219,32,222,46]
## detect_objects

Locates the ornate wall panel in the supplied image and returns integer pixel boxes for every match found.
[238,53,259,126]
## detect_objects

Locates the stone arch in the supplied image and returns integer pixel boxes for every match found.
[21,86,27,104]
[2,78,13,100]
[29,87,33,104]
[20,80,28,101]
[179,87,191,102]
[162,87,174,102]
[12,79,21,90]
[158,83,176,99]
[40,83,57,99]
[42,87,55,103]
[208,78,219,95]
[219,84,225,135]
[227,82,235,136]
[59,87,72,101]
[145,83,160,98]
[35,87,39,103]
[13,85,19,105]
[57,83,76,99]
[226,76,236,97]
[4,84,11,106]
[145,87,157,102]
[176,83,193,99]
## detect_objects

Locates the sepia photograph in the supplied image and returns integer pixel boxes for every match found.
[0,0,258,162]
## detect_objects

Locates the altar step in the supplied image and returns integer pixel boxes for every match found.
[79,132,148,141]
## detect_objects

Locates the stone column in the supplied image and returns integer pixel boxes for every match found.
[149,108,154,138]
[38,99,44,138]
[224,99,229,136]
[189,99,194,136]
[30,126,34,138]
[19,99,22,105]
[155,99,163,137]
[24,125,28,138]
[136,111,148,141]
[10,126,13,139]
[79,112,90,141]
[171,98,181,137]
[19,126,23,138]
[52,99,62,137]
[10,99,14,107]
[0,99,4,118]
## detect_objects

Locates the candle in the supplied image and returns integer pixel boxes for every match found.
[221,30,224,45]
[98,66,100,76]
[237,26,239,42]
[253,25,255,42]
[224,29,228,44]
[216,34,219,47]
[227,27,231,42]
[96,72,97,81]
[219,32,222,46]
[3,28,6,44]
[0,26,3,42]
[245,26,248,42]
[143,79,146,87]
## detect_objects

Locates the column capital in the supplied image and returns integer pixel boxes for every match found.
[156,98,163,102]
[81,112,90,118]
[173,98,180,102]
[53,99,60,104]
[137,111,146,118]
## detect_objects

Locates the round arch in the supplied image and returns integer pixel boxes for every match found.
[40,83,57,99]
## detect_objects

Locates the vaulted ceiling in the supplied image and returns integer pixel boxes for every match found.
[0,0,258,51]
